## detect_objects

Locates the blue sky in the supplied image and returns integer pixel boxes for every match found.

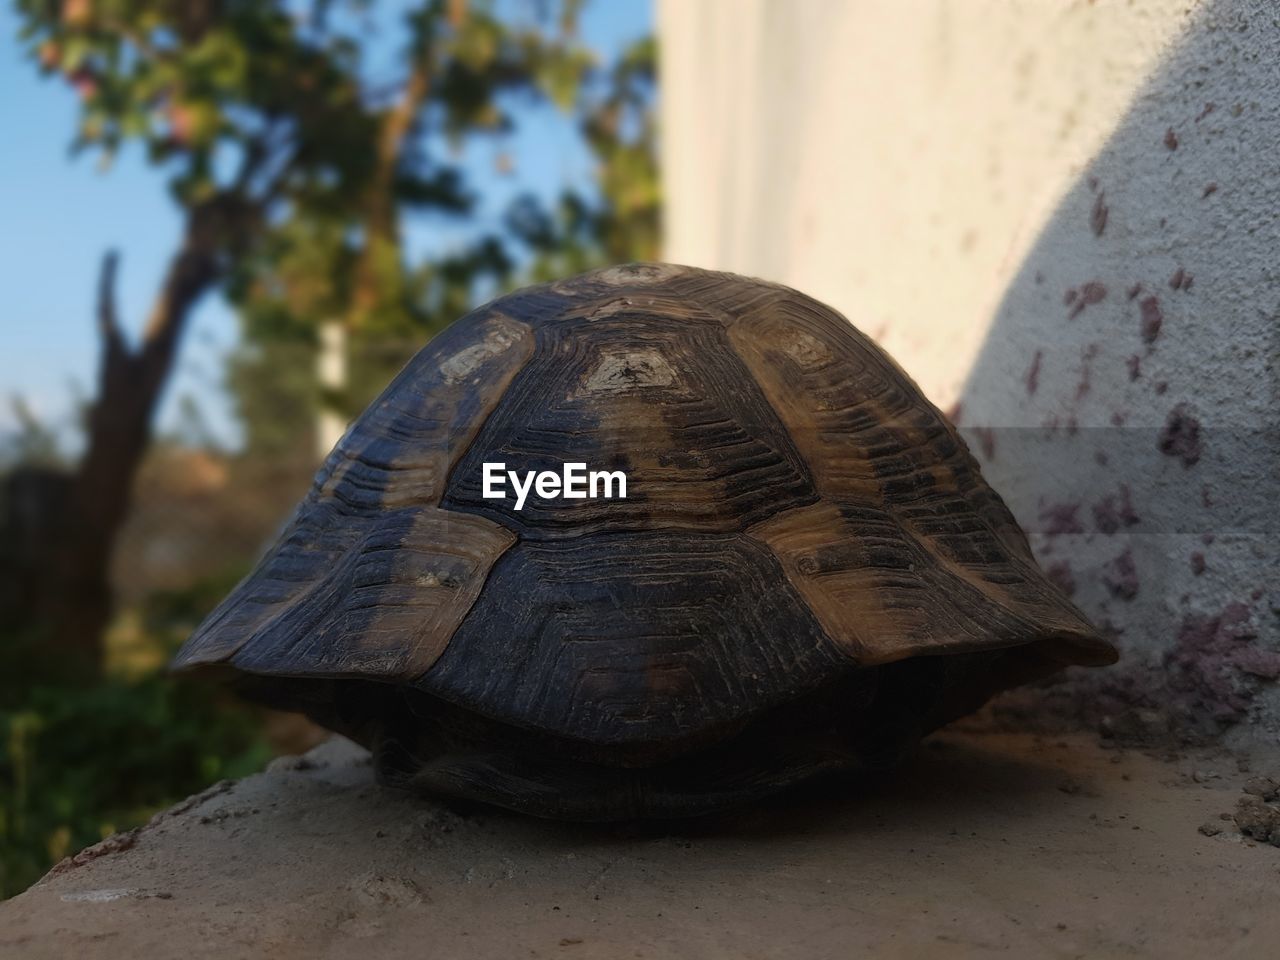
[0,0,651,450]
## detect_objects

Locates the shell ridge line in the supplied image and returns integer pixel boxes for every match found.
[434,315,537,534]
[719,312,860,663]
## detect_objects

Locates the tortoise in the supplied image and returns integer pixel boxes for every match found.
[173,263,1117,820]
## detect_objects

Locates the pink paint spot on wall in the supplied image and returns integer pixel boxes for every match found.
[1025,349,1043,395]
[1139,296,1163,344]
[1166,603,1280,726]
[1090,192,1109,237]
[1103,548,1140,600]
[1075,343,1099,401]
[1039,501,1084,535]
[1116,484,1139,526]
[1093,485,1139,534]
[1158,404,1203,466]
[1069,282,1107,319]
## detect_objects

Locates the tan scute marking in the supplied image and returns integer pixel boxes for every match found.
[222,509,517,680]
[747,502,883,663]
[577,262,690,287]
[439,317,525,384]
[579,347,680,394]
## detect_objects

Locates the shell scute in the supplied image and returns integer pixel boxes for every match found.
[173,308,532,675]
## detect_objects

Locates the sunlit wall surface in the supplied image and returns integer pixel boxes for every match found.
[660,0,1279,742]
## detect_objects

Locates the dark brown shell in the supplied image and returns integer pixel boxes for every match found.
[173,263,1115,818]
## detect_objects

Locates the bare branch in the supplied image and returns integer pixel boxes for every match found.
[350,37,435,325]
[96,249,123,350]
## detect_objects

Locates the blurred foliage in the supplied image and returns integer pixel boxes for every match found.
[0,571,271,900]
[17,0,656,454]
[4,0,658,900]
[0,399,68,473]
[0,676,270,899]
[512,34,659,281]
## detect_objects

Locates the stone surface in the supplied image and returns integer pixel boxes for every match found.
[3,732,1279,959]
[658,0,1280,741]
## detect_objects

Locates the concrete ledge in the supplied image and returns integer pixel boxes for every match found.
[2,731,1277,959]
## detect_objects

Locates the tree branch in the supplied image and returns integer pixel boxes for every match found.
[350,29,437,325]
[140,205,221,357]
[96,249,124,355]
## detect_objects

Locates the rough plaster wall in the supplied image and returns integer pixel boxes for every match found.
[659,0,1279,742]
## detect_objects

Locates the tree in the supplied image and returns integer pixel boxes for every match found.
[509,34,659,281]
[5,0,644,674]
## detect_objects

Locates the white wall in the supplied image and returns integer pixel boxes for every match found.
[660,0,1279,741]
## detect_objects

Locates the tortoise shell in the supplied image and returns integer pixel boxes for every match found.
[173,263,1116,819]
